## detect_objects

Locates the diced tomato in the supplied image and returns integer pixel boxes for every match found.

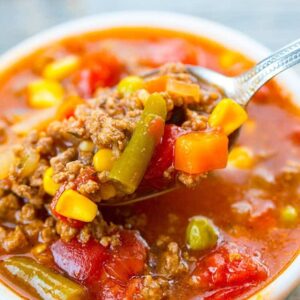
[125,278,144,299]
[51,230,148,299]
[51,184,85,229]
[104,230,148,283]
[140,39,198,67]
[91,276,143,300]
[143,125,184,189]
[74,166,98,188]
[73,50,123,98]
[191,242,268,296]
[51,238,109,284]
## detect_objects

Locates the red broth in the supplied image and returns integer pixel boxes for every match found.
[0,27,299,300]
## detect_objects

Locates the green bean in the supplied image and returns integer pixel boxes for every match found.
[186,216,219,251]
[1,256,86,300]
[109,93,167,194]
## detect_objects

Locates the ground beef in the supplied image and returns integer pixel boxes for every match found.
[141,275,170,300]
[157,242,188,277]
[0,193,20,221]
[0,226,28,252]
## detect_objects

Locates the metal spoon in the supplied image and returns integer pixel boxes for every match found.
[101,38,300,206]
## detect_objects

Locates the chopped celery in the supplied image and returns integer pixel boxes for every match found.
[1,257,86,300]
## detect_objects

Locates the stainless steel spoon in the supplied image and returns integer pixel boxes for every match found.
[101,38,300,206]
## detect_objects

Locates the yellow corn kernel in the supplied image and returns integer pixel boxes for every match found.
[100,183,117,200]
[43,55,80,81]
[31,243,47,256]
[117,76,145,95]
[228,146,254,169]
[43,167,60,196]
[208,98,248,135]
[93,149,114,172]
[79,140,94,152]
[55,189,98,222]
[28,79,64,109]
[219,51,237,69]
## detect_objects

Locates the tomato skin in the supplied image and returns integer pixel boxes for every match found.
[143,125,184,188]
[51,230,148,299]
[191,242,268,299]
[51,238,109,284]
[104,230,148,283]
[73,51,123,98]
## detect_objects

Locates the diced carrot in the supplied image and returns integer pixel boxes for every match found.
[175,131,228,174]
[166,78,200,103]
[145,76,168,93]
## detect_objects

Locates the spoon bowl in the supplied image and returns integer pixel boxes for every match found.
[102,38,300,206]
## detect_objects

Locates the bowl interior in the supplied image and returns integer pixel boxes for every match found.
[0,11,299,300]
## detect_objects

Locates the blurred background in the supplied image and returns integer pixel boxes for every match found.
[0,0,299,74]
[0,0,299,298]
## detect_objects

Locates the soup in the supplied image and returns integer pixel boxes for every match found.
[0,27,299,300]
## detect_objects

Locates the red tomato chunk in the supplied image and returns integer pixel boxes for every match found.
[51,230,148,299]
[191,242,269,299]
[143,124,184,188]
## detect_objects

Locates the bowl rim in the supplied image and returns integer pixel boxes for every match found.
[0,11,299,300]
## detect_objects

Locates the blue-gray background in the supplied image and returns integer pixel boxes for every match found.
[0,0,299,298]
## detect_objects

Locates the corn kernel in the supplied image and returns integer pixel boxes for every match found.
[28,79,64,109]
[31,243,47,256]
[219,51,237,69]
[43,55,80,81]
[228,146,254,169]
[43,167,60,196]
[280,205,298,224]
[100,183,117,200]
[55,189,98,222]
[93,149,114,172]
[117,76,145,95]
[79,140,94,152]
[209,98,248,135]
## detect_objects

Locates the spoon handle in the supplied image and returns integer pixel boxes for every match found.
[236,39,300,105]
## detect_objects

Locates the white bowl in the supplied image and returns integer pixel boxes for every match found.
[0,11,299,300]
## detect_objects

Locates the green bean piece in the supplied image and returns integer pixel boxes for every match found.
[109,93,167,194]
[280,205,298,224]
[186,216,219,251]
[142,93,167,119]
[1,257,86,300]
